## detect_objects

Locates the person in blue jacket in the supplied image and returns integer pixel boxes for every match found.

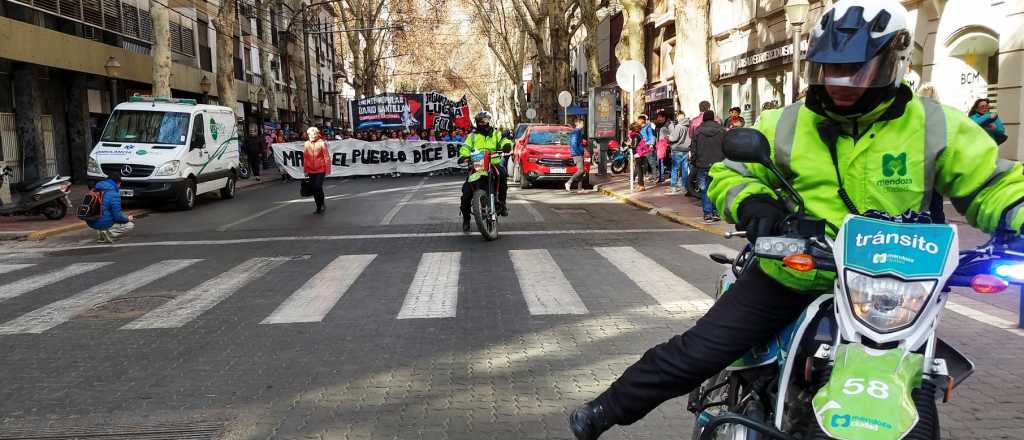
[969,98,1008,144]
[565,118,587,193]
[88,172,134,243]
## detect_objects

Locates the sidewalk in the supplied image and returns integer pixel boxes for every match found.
[590,173,732,235]
[0,177,270,241]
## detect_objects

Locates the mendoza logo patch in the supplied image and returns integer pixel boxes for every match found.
[882,153,907,177]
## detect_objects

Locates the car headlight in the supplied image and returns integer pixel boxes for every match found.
[845,270,936,333]
[153,160,181,176]
[88,157,103,175]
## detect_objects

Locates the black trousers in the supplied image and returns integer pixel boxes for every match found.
[598,265,817,425]
[308,173,326,209]
[248,153,262,177]
[460,165,507,219]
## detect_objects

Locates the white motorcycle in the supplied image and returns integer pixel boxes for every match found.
[0,166,72,220]
[688,128,1024,440]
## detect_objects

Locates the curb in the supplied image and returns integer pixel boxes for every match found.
[23,209,153,241]
[594,183,730,235]
[12,177,274,241]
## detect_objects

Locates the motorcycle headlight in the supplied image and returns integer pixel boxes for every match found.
[87,157,103,175]
[153,160,181,177]
[845,270,936,333]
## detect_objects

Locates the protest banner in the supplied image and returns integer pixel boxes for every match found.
[272,139,465,178]
[423,92,471,132]
[349,94,425,131]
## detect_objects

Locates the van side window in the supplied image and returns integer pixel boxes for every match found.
[191,115,205,146]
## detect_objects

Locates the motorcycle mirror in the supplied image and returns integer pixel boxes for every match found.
[724,128,808,218]
[723,128,772,166]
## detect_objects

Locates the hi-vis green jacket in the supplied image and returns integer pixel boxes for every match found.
[708,85,1024,291]
[459,129,513,165]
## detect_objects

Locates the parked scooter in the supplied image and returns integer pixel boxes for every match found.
[0,167,72,220]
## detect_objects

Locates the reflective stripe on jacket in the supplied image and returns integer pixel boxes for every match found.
[459,130,512,165]
[709,89,1024,291]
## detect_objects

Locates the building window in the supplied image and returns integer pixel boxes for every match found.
[198,18,212,71]
[169,13,195,57]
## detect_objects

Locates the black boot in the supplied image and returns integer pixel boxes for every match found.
[568,401,614,440]
[462,217,471,233]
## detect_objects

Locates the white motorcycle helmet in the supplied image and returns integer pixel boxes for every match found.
[806,0,913,90]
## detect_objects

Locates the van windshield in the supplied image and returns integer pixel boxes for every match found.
[100,110,191,145]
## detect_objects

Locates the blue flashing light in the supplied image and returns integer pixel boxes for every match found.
[994,263,1024,282]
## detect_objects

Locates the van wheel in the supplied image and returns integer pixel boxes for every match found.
[220,174,237,199]
[176,179,197,210]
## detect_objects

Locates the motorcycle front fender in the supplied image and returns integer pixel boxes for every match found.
[811,343,925,440]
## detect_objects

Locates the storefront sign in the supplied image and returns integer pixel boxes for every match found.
[717,39,808,80]
[644,83,674,102]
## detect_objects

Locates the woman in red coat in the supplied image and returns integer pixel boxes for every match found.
[303,126,331,214]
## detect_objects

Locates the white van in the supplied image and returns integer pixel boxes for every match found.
[86,96,240,210]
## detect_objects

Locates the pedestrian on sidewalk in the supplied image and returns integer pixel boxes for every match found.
[654,111,671,184]
[969,98,1008,145]
[693,111,724,223]
[725,107,746,130]
[303,126,331,214]
[688,101,719,196]
[630,122,650,191]
[666,111,691,194]
[566,118,587,193]
[245,130,263,181]
[86,171,134,243]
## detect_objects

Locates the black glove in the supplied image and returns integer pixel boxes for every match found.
[736,195,789,245]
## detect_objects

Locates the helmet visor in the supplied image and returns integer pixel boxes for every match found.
[806,47,901,88]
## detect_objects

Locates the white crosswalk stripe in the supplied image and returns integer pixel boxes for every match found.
[0,259,201,334]
[123,257,291,330]
[0,262,113,303]
[261,254,377,324]
[397,252,460,319]
[509,249,588,315]
[594,246,714,311]
[0,264,34,276]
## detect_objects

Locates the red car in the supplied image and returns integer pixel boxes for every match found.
[512,125,590,189]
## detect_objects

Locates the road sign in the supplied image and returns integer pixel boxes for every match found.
[557,91,573,107]
[526,108,537,121]
[615,61,647,93]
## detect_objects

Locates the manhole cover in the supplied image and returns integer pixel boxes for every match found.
[0,421,223,440]
[77,296,173,320]
[552,208,589,214]
[46,247,120,258]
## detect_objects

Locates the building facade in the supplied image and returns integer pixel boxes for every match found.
[708,0,1024,159]
[0,0,340,183]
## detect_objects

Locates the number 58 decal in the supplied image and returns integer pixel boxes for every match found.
[841,378,890,399]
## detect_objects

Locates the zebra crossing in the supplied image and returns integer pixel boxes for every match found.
[0,245,734,335]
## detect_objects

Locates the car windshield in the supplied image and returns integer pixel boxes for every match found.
[100,110,191,145]
[514,125,529,140]
[527,130,571,145]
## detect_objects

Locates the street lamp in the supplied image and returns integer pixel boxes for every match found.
[104,56,122,106]
[199,75,212,104]
[785,0,810,103]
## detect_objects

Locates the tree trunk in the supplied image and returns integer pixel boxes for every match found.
[618,0,647,116]
[213,0,238,112]
[150,0,172,97]
[12,63,43,183]
[578,0,602,88]
[535,1,572,122]
[674,0,713,117]
[257,0,278,121]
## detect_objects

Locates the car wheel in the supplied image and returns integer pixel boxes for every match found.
[175,179,197,211]
[220,174,237,199]
[520,166,532,189]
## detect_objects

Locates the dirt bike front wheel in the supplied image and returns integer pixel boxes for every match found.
[471,188,498,241]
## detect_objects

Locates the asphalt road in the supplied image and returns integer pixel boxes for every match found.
[1,175,1023,439]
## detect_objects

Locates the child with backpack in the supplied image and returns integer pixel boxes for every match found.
[79,171,134,243]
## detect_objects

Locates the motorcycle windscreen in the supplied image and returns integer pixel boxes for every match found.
[811,343,924,440]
